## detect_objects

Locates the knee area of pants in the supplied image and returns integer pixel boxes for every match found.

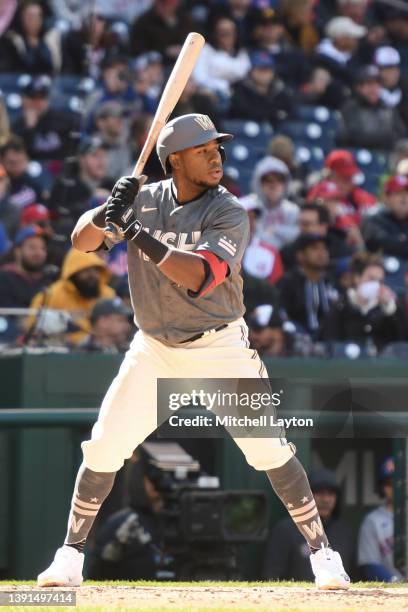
[81,439,129,473]
[248,442,296,471]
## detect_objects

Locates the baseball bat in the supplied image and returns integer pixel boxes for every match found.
[104,32,205,241]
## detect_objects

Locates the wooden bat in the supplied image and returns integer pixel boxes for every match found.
[104,32,205,241]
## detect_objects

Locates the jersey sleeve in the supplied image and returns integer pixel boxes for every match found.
[194,200,250,273]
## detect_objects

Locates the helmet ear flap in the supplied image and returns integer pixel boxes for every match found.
[219,145,226,164]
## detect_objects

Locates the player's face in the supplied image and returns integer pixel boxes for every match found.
[174,140,224,188]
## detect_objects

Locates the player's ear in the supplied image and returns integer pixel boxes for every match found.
[169,153,180,170]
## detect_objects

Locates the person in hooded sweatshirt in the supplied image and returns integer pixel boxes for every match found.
[263,468,356,581]
[248,155,299,250]
[28,248,115,345]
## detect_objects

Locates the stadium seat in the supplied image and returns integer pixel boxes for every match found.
[221,119,273,154]
[278,120,335,154]
[348,149,388,196]
[295,145,325,171]
[323,341,376,359]
[27,161,55,192]
[383,256,406,296]
[297,105,340,135]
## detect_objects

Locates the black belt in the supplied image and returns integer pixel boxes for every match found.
[180,323,229,344]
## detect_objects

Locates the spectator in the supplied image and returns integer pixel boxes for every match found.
[307,182,360,256]
[315,17,367,87]
[374,46,408,130]
[321,253,404,351]
[277,234,337,339]
[299,65,346,110]
[249,8,310,89]
[240,195,283,285]
[229,51,295,124]
[78,298,132,353]
[0,137,43,211]
[362,175,408,261]
[85,55,143,130]
[281,0,319,56]
[193,16,250,101]
[382,10,408,71]
[249,156,299,250]
[358,457,403,582]
[0,0,17,38]
[172,78,221,127]
[0,93,11,147]
[93,101,131,183]
[0,227,48,307]
[247,303,293,357]
[20,203,66,268]
[49,1,95,31]
[29,248,115,345]
[0,0,61,75]
[337,65,406,151]
[62,11,124,78]
[208,0,257,48]
[12,75,78,163]
[268,134,308,201]
[307,150,377,232]
[280,203,354,271]
[263,468,355,581]
[48,136,111,243]
[127,114,162,182]
[0,163,19,239]
[336,0,369,25]
[132,52,165,114]
[130,0,194,66]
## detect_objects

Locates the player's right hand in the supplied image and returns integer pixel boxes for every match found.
[105,175,146,228]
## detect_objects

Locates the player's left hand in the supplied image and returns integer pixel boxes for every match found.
[105,175,146,228]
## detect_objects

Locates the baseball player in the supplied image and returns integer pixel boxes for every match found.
[37,114,349,589]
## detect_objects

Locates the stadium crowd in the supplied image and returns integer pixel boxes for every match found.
[0,0,408,358]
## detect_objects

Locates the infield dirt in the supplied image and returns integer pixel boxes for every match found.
[1,582,408,611]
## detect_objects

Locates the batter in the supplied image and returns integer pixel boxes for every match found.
[38,114,349,590]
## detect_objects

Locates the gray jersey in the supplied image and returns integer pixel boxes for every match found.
[125,179,249,344]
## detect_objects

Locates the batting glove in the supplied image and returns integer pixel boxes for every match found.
[105,175,146,229]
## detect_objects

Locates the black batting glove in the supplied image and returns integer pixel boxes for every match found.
[105,175,145,229]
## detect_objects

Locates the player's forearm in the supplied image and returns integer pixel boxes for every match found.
[159,251,207,292]
[71,208,106,252]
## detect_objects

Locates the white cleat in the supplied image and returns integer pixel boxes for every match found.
[37,545,84,587]
[310,546,350,590]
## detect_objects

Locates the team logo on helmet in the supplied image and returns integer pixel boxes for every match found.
[194,115,215,131]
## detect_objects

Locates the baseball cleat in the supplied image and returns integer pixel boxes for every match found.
[310,546,350,590]
[37,545,84,587]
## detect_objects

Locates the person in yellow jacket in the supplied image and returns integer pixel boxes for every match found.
[29,248,115,344]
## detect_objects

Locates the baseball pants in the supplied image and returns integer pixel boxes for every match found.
[81,318,295,472]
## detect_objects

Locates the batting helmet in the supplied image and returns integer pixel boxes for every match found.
[156,113,233,174]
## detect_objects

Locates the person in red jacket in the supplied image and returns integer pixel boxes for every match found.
[307,150,377,233]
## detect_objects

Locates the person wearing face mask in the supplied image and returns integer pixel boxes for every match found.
[321,252,405,351]
[29,248,115,345]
